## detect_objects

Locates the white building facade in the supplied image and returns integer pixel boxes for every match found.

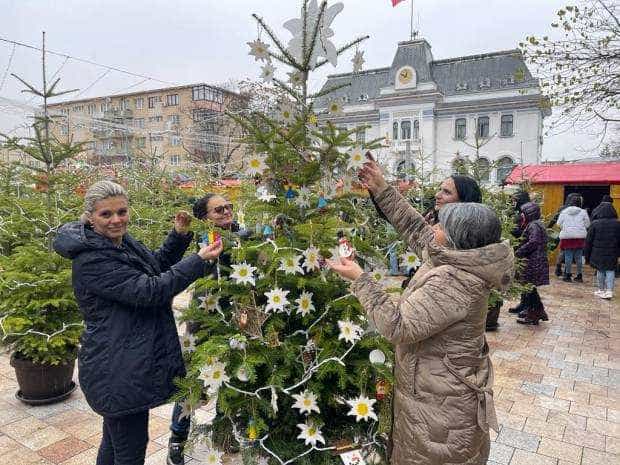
[316,39,550,184]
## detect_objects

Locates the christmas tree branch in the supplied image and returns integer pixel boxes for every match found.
[272,78,304,103]
[252,14,302,70]
[307,82,351,100]
[302,0,328,70]
[314,36,369,69]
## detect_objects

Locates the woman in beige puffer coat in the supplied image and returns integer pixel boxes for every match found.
[329,162,514,465]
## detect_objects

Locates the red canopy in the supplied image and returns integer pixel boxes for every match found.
[506,162,620,185]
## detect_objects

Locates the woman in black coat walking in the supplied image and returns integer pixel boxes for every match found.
[585,202,620,300]
[53,181,223,465]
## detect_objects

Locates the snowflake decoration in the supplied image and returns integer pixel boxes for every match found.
[295,291,315,316]
[347,145,365,171]
[231,262,257,286]
[180,333,196,353]
[245,153,268,177]
[264,287,290,314]
[204,448,224,465]
[400,251,422,271]
[327,99,344,116]
[338,319,364,344]
[198,361,229,390]
[370,268,387,282]
[260,63,275,83]
[346,395,378,422]
[292,390,321,415]
[278,255,305,275]
[247,39,271,62]
[198,292,221,313]
[295,186,312,208]
[302,246,321,272]
[288,70,305,88]
[278,100,297,124]
[297,420,325,446]
[352,49,365,72]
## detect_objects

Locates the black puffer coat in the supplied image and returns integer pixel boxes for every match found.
[585,203,620,271]
[516,202,549,286]
[53,222,211,417]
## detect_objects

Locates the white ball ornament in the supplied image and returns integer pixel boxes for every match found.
[369,349,386,365]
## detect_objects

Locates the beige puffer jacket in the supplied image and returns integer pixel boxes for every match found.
[351,186,514,465]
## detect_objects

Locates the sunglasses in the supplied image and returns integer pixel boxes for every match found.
[209,203,233,215]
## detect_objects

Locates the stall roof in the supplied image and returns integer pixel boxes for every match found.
[506,162,620,185]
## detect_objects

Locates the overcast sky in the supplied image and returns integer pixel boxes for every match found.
[0,0,600,160]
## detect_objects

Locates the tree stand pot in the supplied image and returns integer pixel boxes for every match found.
[10,352,77,405]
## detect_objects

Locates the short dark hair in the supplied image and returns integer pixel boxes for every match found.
[450,175,482,203]
[192,193,218,220]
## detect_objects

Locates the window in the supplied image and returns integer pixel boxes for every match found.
[401,120,411,140]
[134,98,144,110]
[455,118,466,140]
[355,128,365,145]
[168,114,180,125]
[477,116,489,138]
[120,99,129,111]
[72,105,84,112]
[148,116,163,123]
[100,101,109,112]
[412,120,419,140]
[496,157,515,184]
[170,135,181,146]
[500,114,513,137]
[170,154,180,166]
[193,108,218,122]
[136,137,146,148]
[149,133,163,142]
[166,94,179,106]
[87,104,96,115]
[392,121,399,140]
[148,96,161,109]
[134,118,145,129]
[192,85,224,104]
[475,157,490,182]
[60,125,68,135]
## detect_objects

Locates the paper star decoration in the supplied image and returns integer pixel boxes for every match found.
[245,153,268,176]
[292,390,321,415]
[295,291,315,316]
[231,262,257,286]
[264,287,290,314]
[198,292,221,313]
[204,448,224,465]
[295,186,312,208]
[247,39,271,62]
[198,361,229,390]
[278,100,296,124]
[278,255,305,275]
[347,145,365,170]
[346,395,378,422]
[260,63,275,83]
[180,333,196,353]
[296,420,326,446]
[327,99,344,116]
[338,319,364,344]
[302,246,321,272]
[352,49,365,72]
[400,251,422,271]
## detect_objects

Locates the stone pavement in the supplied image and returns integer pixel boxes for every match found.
[0,269,618,464]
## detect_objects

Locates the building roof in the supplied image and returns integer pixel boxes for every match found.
[315,40,538,108]
[506,162,620,185]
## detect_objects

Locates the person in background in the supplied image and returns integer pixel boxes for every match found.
[53,181,223,465]
[592,195,614,220]
[328,159,513,465]
[511,202,550,325]
[557,195,590,282]
[585,201,620,300]
[548,193,582,277]
[511,190,531,237]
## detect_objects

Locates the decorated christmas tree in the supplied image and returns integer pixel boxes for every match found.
[175,1,400,464]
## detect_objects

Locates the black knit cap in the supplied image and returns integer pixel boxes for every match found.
[450,175,482,203]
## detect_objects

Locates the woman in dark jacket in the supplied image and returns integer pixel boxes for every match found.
[511,202,550,325]
[585,202,620,300]
[53,181,223,465]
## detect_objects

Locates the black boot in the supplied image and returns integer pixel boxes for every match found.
[563,273,572,282]
[517,306,545,325]
[555,264,563,277]
[167,434,186,465]
[508,303,524,314]
[486,305,500,331]
[574,273,583,283]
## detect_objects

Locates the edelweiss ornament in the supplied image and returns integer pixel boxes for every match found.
[198,361,229,390]
[198,293,221,313]
[264,287,290,314]
[260,63,275,83]
[245,154,268,176]
[352,49,365,72]
[204,448,224,465]
[347,145,365,171]
[292,390,320,415]
[231,262,257,286]
[247,39,270,62]
[288,70,304,88]
[295,186,312,208]
[295,291,315,316]
[180,333,196,353]
[400,251,422,271]
[338,319,363,344]
[327,99,344,116]
[296,420,325,446]
[302,246,321,272]
[346,395,378,422]
[369,268,387,282]
[278,101,296,124]
[278,255,304,275]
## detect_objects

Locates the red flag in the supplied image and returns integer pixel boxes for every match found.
[392,0,406,6]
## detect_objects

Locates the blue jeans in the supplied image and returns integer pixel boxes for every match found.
[564,248,583,275]
[597,270,615,291]
[388,245,399,275]
[96,411,149,465]
[170,401,190,440]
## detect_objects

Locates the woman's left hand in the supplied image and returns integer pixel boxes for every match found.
[174,211,192,235]
[326,257,364,281]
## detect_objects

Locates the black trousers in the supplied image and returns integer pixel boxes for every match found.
[96,410,149,465]
[521,287,544,311]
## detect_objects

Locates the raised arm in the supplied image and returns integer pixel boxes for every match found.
[152,211,195,271]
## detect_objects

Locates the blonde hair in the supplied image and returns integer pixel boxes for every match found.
[80,180,128,224]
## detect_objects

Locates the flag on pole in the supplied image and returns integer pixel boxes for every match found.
[392,0,406,6]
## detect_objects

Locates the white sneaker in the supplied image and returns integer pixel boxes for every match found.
[602,290,613,299]
[594,290,605,297]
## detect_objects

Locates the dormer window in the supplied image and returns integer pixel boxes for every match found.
[456,82,468,91]
[358,94,369,102]
[341,95,349,103]
[478,78,491,89]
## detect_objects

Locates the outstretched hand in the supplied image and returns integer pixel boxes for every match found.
[358,154,388,194]
[174,211,192,235]
[326,256,364,281]
[198,239,223,261]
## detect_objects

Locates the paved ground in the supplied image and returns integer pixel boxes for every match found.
[0,269,618,464]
